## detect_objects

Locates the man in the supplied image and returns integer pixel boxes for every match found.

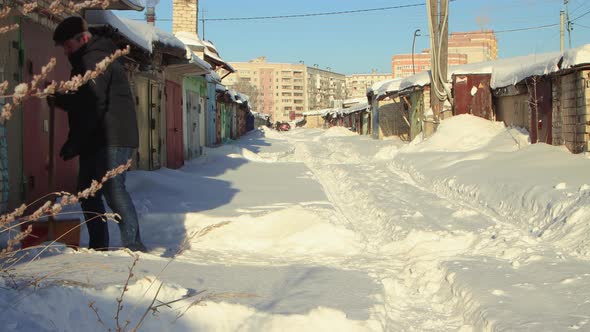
[52,16,146,252]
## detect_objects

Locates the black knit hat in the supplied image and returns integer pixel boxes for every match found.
[53,16,88,45]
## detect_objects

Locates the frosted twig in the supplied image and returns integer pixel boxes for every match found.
[0,24,19,34]
[69,0,111,11]
[0,46,130,123]
[21,3,38,15]
[0,6,10,19]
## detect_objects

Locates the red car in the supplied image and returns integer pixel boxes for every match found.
[277,122,291,131]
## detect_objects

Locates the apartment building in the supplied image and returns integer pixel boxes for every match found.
[345,72,393,98]
[392,52,468,78]
[449,30,498,63]
[224,57,346,122]
[307,65,346,111]
[391,30,498,78]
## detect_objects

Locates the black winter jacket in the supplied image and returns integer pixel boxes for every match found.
[55,36,139,156]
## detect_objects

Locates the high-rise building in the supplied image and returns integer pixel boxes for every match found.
[449,30,498,63]
[346,72,392,98]
[224,57,346,122]
[391,30,498,78]
[307,65,346,111]
[392,52,468,78]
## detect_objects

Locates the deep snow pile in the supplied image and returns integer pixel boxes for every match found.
[3,121,590,332]
[395,114,590,257]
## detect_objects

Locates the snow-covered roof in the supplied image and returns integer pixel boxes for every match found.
[175,31,205,48]
[340,102,370,115]
[451,51,562,89]
[207,71,222,83]
[561,43,590,69]
[187,49,211,71]
[304,103,369,117]
[371,71,431,100]
[87,10,186,54]
[215,83,227,93]
[303,108,332,116]
[251,111,270,120]
[370,44,590,100]
[343,97,367,106]
[108,0,144,11]
[175,32,235,72]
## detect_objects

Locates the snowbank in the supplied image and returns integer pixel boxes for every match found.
[395,114,590,257]
[322,127,358,137]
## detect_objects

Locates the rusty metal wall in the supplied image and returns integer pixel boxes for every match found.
[378,99,409,139]
[21,19,76,205]
[0,14,21,211]
[495,93,530,131]
[453,74,493,120]
[528,78,552,144]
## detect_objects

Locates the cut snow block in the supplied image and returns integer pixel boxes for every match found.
[20,218,80,249]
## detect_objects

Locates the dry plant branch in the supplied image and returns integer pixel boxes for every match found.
[115,251,139,332]
[0,46,130,123]
[121,221,232,327]
[69,0,111,11]
[89,301,111,332]
[21,3,38,15]
[130,281,163,332]
[0,23,18,34]
[49,0,114,15]
[0,6,10,19]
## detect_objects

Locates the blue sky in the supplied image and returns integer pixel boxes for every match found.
[116,0,590,75]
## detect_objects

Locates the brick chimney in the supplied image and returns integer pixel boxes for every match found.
[173,0,198,35]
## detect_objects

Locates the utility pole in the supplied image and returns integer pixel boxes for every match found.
[427,0,449,125]
[560,10,565,52]
[440,0,448,107]
[428,0,438,122]
[565,0,572,48]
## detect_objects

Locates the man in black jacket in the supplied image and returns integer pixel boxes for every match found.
[52,16,146,252]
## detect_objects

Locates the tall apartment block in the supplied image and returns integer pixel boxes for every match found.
[224,57,346,122]
[391,30,498,78]
[346,72,392,99]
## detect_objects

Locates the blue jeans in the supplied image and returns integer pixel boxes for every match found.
[78,147,144,251]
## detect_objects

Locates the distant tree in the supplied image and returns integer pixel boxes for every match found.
[231,78,258,112]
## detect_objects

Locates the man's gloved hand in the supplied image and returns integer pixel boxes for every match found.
[46,95,56,109]
[59,141,79,161]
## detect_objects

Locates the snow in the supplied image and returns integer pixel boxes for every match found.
[186,49,211,71]
[372,44,590,99]
[174,31,205,48]
[87,10,186,53]
[561,43,590,68]
[3,118,590,331]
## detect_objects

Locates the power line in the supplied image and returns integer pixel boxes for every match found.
[493,23,560,34]
[572,8,590,20]
[200,2,430,22]
[129,1,450,22]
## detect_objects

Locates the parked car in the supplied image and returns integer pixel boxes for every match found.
[278,122,291,131]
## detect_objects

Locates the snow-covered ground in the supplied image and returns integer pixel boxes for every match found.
[2,115,590,331]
